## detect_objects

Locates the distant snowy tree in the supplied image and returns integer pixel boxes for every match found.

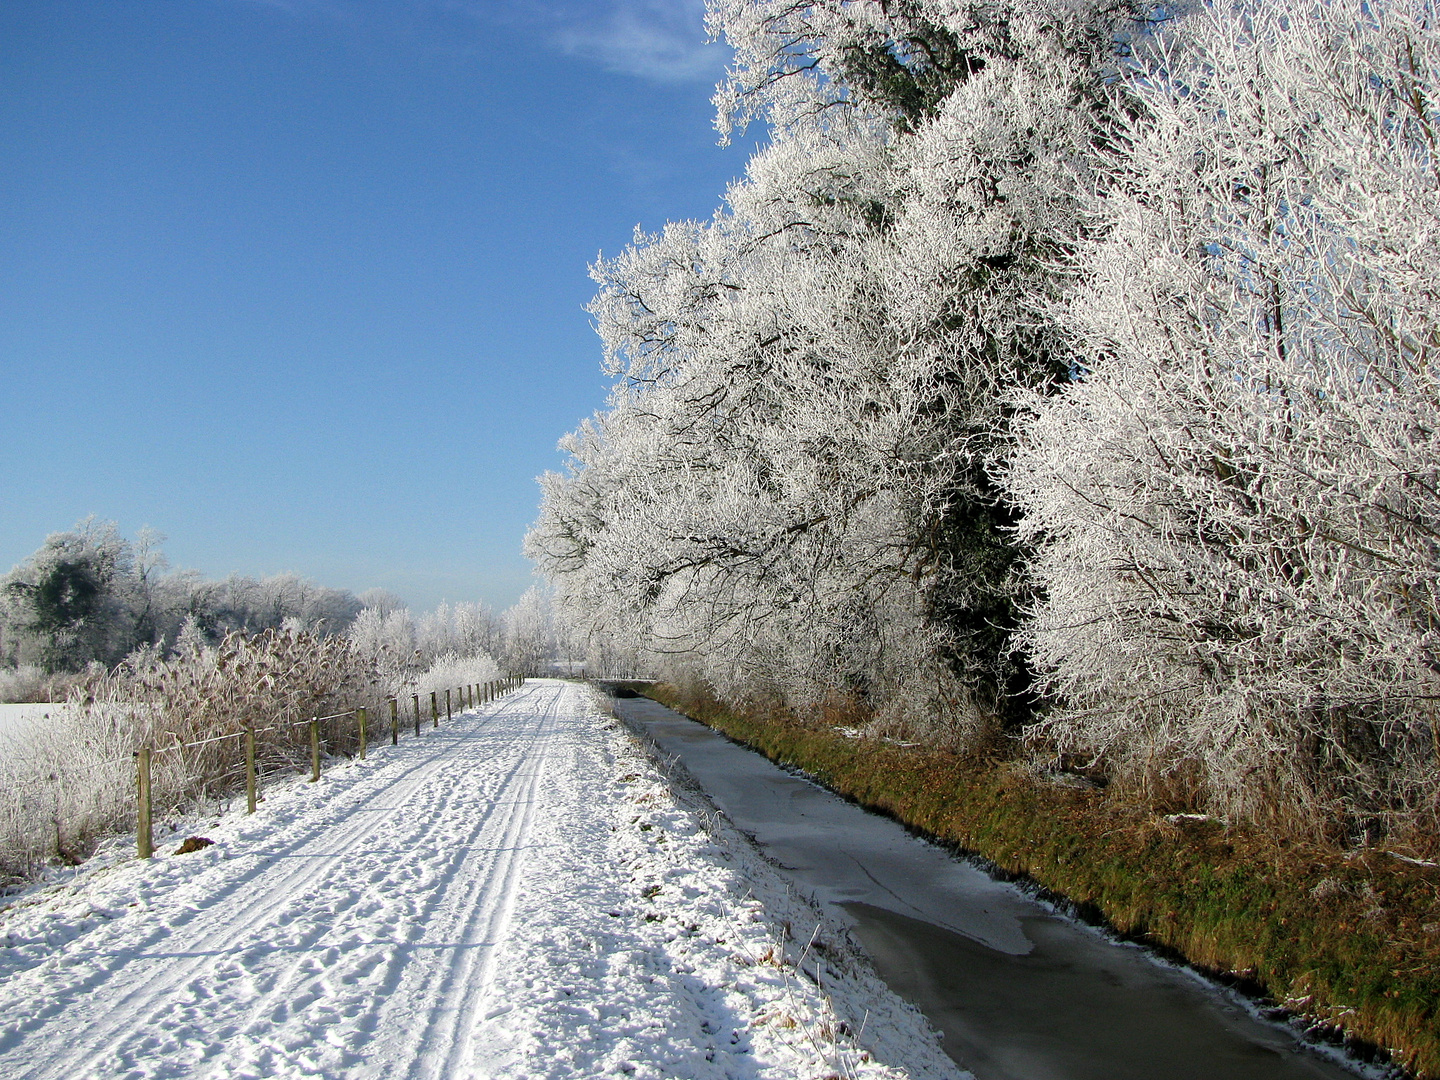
[451,601,503,658]
[173,613,210,659]
[0,522,395,677]
[349,606,417,680]
[502,586,557,676]
[1,519,136,671]
[355,588,407,615]
[411,601,502,663]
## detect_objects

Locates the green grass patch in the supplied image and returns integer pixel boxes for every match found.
[644,681,1440,1079]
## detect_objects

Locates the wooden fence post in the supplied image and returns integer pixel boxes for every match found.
[310,717,320,782]
[413,694,421,737]
[136,746,153,859]
[358,706,367,761]
[431,690,438,728]
[390,698,399,745]
[245,727,257,814]
[446,688,452,723]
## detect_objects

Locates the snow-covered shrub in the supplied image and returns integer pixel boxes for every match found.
[399,652,502,706]
[0,604,507,881]
[91,628,386,813]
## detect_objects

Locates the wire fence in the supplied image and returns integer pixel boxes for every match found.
[130,675,525,858]
[2,676,522,874]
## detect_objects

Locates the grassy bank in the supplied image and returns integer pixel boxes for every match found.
[643,681,1440,1079]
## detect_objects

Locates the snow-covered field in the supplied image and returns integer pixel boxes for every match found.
[0,679,954,1079]
[0,702,63,743]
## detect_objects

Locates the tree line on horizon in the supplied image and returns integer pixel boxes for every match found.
[0,518,561,699]
[529,0,1440,843]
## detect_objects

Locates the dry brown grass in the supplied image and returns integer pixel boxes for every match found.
[4,628,399,883]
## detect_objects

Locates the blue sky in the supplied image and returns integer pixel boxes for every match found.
[0,0,753,612]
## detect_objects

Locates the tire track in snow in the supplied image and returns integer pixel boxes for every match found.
[0,692,549,1080]
[196,684,562,1080]
[381,681,562,1080]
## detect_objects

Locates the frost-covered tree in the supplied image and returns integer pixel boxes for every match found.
[1,519,135,671]
[415,601,502,663]
[501,586,557,676]
[355,588,407,615]
[533,0,1440,836]
[348,606,417,680]
[530,0,1147,738]
[349,599,503,685]
[1003,0,1440,830]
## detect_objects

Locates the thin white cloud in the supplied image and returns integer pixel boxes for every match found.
[552,0,727,84]
[226,0,728,85]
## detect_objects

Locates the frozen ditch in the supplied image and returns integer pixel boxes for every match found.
[610,693,1377,1080]
[0,679,955,1079]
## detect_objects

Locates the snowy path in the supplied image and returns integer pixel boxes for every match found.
[0,681,953,1080]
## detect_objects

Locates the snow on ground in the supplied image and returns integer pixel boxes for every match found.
[0,679,955,1079]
